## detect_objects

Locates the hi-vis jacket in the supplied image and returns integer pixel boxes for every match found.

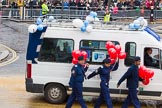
[104,14,111,23]
[41,3,49,15]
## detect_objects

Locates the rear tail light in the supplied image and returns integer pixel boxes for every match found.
[27,64,32,78]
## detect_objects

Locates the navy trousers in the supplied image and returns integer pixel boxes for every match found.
[122,89,141,108]
[94,82,113,108]
[66,83,87,108]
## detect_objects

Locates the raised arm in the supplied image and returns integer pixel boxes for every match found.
[84,66,88,72]
[84,63,89,72]
[110,61,119,71]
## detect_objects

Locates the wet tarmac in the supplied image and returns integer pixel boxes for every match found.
[0,21,160,108]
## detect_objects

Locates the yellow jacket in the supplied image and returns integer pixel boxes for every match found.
[17,0,24,7]
[41,3,49,15]
[104,14,111,23]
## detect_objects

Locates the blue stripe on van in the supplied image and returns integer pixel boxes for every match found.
[26,27,47,63]
[144,26,161,42]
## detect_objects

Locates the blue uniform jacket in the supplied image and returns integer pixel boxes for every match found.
[69,64,88,87]
[98,65,113,83]
[117,64,143,89]
[87,62,119,85]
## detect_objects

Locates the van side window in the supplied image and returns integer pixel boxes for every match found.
[80,40,119,65]
[125,42,136,66]
[38,38,74,63]
[144,47,160,69]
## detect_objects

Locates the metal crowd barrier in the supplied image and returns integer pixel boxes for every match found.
[1,7,162,20]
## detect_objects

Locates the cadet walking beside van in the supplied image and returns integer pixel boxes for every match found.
[66,56,89,108]
[88,58,118,108]
[117,57,143,108]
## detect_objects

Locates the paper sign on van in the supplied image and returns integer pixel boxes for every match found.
[92,51,107,62]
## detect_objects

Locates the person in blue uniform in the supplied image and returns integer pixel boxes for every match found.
[66,56,89,108]
[87,58,119,108]
[117,56,143,108]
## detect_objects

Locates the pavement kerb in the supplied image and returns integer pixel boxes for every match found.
[0,50,9,61]
[0,44,19,67]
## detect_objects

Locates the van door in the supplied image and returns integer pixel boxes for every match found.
[141,45,162,94]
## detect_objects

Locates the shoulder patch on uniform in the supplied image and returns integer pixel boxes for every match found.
[100,66,103,68]
[72,70,75,74]
[95,69,98,73]
[74,65,78,67]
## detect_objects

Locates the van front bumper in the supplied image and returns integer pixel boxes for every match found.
[26,78,44,93]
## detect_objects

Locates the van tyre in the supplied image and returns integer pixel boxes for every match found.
[44,84,67,104]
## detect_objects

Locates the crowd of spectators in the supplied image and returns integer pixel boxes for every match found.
[1,0,162,10]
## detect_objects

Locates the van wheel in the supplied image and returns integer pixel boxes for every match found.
[44,84,67,104]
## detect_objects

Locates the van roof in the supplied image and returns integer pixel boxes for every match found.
[43,20,138,31]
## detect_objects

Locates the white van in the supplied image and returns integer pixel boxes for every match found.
[26,21,162,104]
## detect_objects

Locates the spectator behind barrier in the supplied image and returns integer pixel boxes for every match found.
[117,0,124,10]
[129,0,135,9]
[54,0,62,9]
[90,0,99,11]
[124,0,132,9]
[70,0,77,9]
[134,0,141,7]
[140,6,145,16]
[63,0,69,9]
[159,0,162,9]
[77,0,85,10]
[85,2,90,10]
[154,0,160,9]
[146,0,154,9]
[113,3,119,14]
[11,1,18,8]
[103,10,111,23]
[41,0,49,16]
